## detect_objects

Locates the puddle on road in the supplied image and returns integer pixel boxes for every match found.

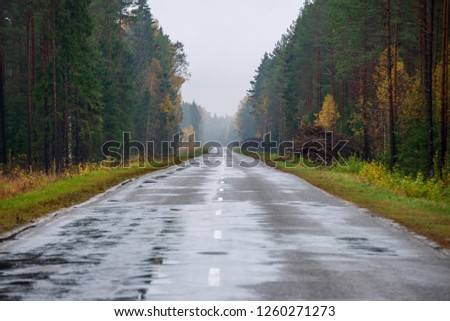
[0,251,88,300]
[0,261,14,270]
[129,273,153,284]
[0,193,191,300]
[50,278,79,287]
[114,287,148,301]
[287,201,330,207]
[91,206,129,214]
[158,228,180,236]
[137,288,148,300]
[0,253,70,268]
[152,246,169,252]
[148,257,164,265]
[337,237,397,256]
[198,251,228,256]
[339,237,368,242]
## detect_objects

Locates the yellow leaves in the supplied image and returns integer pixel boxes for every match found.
[373,49,411,112]
[261,97,269,113]
[253,97,269,119]
[171,75,185,91]
[182,125,195,138]
[348,112,364,138]
[359,161,448,201]
[359,161,387,185]
[64,162,98,178]
[315,94,340,130]
[367,50,414,155]
[250,96,270,136]
[160,94,183,135]
[160,94,173,115]
[143,58,162,94]
[401,76,425,124]
[433,48,450,108]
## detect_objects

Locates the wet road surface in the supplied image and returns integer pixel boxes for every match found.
[1,149,450,300]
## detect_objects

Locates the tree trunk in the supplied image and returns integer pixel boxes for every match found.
[441,0,449,175]
[44,95,50,173]
[52,7,58,173]
[362,67,370,160]
[419,2,425,84]
[386,0,396,169]
[421,0,435,178]
[31,11,36,86]
[434,0,441,79]
[42,22,51,173]
[26,6,33,172]
[0,0,6,170]
[74,93,81,163]
[108,0,113,72]
[316,44,321,113]
[64,71,73,168]
[393,0,399,122]
[426,0,435,178]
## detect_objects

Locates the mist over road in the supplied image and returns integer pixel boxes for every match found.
[1,149,449,300]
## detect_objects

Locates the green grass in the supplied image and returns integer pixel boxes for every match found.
[0,150,203,236]
[235,148,450,249]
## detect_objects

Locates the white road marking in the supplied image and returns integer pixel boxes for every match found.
[208,268,221,287]
[218,197,223,202]
[220,181,225,184]
[214,230,222,239]
[219,188,224,192]
[215,210,222,216]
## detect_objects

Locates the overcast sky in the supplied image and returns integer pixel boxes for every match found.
[148,0,304,116]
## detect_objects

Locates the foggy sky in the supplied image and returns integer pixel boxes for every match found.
[148,0,303,116]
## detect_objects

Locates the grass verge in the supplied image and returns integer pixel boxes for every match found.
[235,148,450,250]
[0,150,203,236]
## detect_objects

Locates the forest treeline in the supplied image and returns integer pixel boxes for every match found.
[181,101,238,145]
[236,0,449,178]
[0,0,188,173]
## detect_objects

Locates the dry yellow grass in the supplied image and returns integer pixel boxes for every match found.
[0,172,58,200]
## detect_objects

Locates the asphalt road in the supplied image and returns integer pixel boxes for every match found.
[1,149,450,300]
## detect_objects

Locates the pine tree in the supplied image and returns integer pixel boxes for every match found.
[0,0,6,170]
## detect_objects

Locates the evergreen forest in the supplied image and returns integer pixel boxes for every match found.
[0,0,188,173]
[236,0,449,178]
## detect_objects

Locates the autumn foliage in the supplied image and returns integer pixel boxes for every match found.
[315,94,340,130]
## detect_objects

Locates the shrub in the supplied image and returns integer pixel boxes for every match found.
[332,156,364,174]
[359,161,449,202]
